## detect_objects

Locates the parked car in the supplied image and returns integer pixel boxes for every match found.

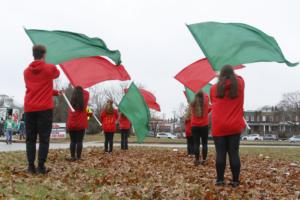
[263,134,278,141]
[156,132,177,139]
[288,135,300,143]
[241,134,263,141]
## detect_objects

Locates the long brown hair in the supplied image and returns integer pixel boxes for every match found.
[105,100,114,115]
[216,65,238,99]
[70,86,84,112]
[185,104,192,120]
[191,91,204,117]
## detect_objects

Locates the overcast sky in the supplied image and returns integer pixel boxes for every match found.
[0,0,299,117]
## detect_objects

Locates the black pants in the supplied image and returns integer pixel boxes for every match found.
[69,130,85,159]
[192,126,208,161]
[120,129,129,150]
[186,136,194,155]
[213,134,241,182]
[104,132,114,152]
[25,109,53,166]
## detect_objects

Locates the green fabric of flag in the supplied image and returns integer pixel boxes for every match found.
[25,29,121,65]
[118,82,150,143]
[187,22,298,71]
[185,83,212,103]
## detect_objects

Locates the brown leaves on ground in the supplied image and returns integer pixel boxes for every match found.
[0,148,299,200]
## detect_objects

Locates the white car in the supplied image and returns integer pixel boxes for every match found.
[288,135,300,143]
[156,132,177,139]
[242,134,263,141]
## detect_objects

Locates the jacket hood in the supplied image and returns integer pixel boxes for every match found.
[28,60,45,74]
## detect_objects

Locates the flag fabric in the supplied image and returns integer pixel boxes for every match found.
[59,56,130,88]
[184,83,212,103]
[119,82,150,143]
[25,29,121,65]
[124,88,161,112]
[175,58,216,93]
[187,22,298,71]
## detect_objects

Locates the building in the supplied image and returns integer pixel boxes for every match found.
[0,95,22,121]
[244,107,300,137]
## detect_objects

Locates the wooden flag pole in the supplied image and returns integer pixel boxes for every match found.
[62,92,75,112]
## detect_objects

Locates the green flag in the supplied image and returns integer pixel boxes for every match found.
[187,22,298,71]
[185,83,212,103]
[118,82,150,143]
[25,29,121,65]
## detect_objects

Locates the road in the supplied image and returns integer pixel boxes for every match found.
[0,141,299,152]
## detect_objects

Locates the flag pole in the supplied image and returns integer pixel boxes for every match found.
[62,92,75,112]
[92,113,102,126]
[244,118,251,130]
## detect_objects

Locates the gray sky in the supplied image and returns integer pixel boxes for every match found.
[0,0,299,117]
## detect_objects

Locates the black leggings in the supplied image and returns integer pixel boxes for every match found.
[69,130,85,159]
[120,129,129,150]
[186,136,194,155]
[104,132,114,152]
[213,134,241,182]
[192,126,208,161]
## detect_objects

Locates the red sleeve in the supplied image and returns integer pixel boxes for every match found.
[114,110,118,119]
[50,65,60,79]
[83,90,90,109]
[52,90,59,96]
[100,111,104,122]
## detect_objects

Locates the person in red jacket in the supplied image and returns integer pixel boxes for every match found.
[191,91,210,165]
[66,86,90,161]
[24,45,60,174]
[210,65,245,188]
[119,112,131,150]
[100,100,118,153]
[184,105,194,156]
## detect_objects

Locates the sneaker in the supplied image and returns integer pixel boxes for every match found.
[27,164,36,174]
[215,180,225,186]
[229,181,240,188]
[37,165,50,175]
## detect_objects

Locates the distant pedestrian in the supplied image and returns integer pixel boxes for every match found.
[185,105,194,156]
[4,115,15,144]
[119,112,131,150]
[24,45,60,174]
[66,86,90,161]
[210,65,245,188]
[191,91,210,165]
[18,114,26,140]
[100,100,118,153]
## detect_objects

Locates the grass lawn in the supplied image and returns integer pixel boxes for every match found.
[0,147,299,199]
[49,133,298,146]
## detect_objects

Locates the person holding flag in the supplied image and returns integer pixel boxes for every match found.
[210,65,245,188]
[100,100,118,153]
[119,112,131,150]
[66,86,90,161]
[24,45,60,174]
[184,105,194,156]
[190,91,210,165]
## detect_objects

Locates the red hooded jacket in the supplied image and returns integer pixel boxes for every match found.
[119,113,131,130]
[24,60,60,112]
[100,109,118,133]
[67,90,90,131]
[185,119,192,137]
[210,75,245,136]
[191,93,210,127]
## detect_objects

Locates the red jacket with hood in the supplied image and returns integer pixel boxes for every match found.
[100,109,118,133]
[210,75,245,136]
[119,113,131,130]
[67,90,90,131]
[191,93,210,127]
[24,60,60,112]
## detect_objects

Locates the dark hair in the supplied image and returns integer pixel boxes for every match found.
[32,45,46,60]
[216,65,238,99]
[70,86,84,112]
[191,91,204,117]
